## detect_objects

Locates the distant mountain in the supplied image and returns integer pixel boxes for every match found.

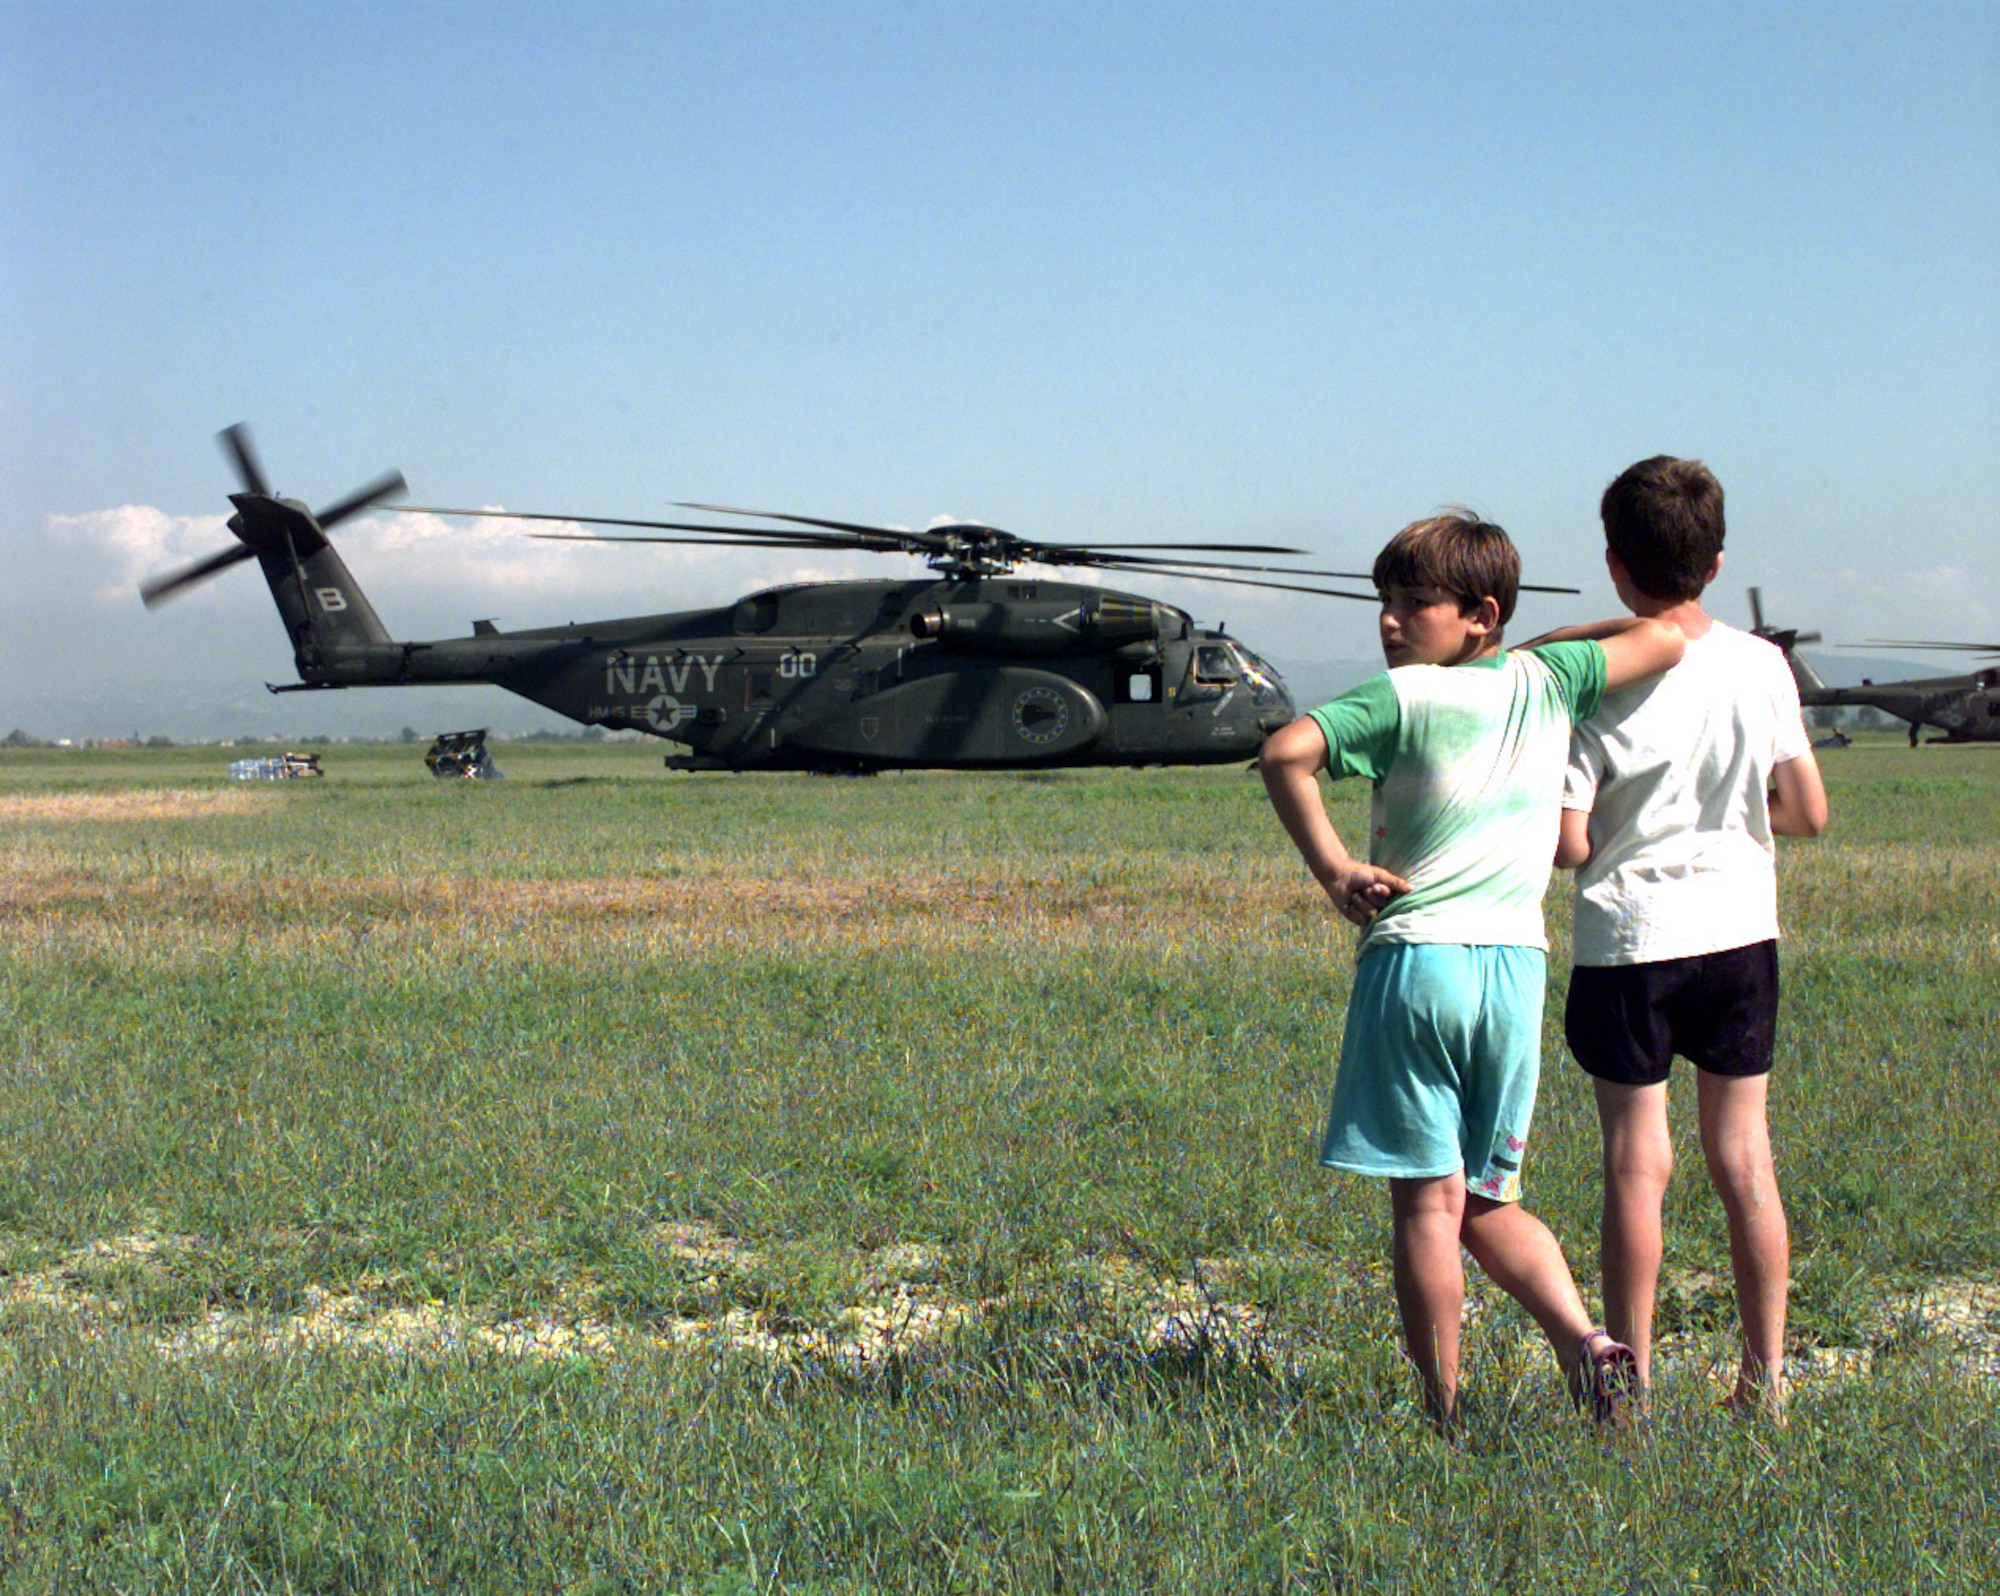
[0,679,575,744]
[1264,657,1382,711]
[1806,650,1989,687]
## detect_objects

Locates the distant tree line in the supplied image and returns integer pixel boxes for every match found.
[2,724,638,749]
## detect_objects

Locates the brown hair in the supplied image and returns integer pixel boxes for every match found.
[1600,456,1724,602]
[1371,509,1521,627]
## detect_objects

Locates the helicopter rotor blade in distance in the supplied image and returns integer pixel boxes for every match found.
[217,423,271,498]
[1855,638,2000,655]
[140,543,259,608]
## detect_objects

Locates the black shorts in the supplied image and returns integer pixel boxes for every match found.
[1564,940,1779,1087]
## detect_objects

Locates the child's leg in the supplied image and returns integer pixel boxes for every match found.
[1458,1194,1598,1379]
[1694,1069,1788,1407]
[1388,1175,1468,1424]
[1592,1079,1673,1384]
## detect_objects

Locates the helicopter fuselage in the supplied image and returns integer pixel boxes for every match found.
[153,442,1316,772]
[290,574,1298,770]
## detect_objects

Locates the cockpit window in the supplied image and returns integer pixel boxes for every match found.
[732,595,779,635]
[1228,643,1287,707]
[1194,644,1239,683]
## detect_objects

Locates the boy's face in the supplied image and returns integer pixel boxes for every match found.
[1377,584,1499,667]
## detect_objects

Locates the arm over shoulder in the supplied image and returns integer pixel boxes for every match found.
[1595,617,1685,694]
[1526,638,1608,725]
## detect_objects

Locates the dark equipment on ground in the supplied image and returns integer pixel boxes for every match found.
[145,425,1578,773]
[424,728,504,780]
[1749,588,2000,747]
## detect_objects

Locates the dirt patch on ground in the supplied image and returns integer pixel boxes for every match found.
[4,1229,1994,1403]
[0,789,256,824]
[0,862,1334,961]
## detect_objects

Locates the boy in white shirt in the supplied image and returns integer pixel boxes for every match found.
[1548,457,1828,1416]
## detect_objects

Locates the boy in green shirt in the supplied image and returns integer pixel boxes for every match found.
[1260,511,1683,1428]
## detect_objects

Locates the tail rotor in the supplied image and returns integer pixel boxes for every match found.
[1747,587,1821,651]
[219,420,271,498]
[140,424,406,608]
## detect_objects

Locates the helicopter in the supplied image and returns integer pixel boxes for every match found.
[143,425,1579,773]
[1748,589,2000,747]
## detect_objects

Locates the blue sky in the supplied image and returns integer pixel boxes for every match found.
[3,1,1995,735]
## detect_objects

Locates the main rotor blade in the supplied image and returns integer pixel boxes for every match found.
[1019,545,1578,594]
[682,506,1318,559]
[527,532,884,552]
[140,543,257,608]
[673,501,956,546]
[1119,567,1379,602]
[1015,550,1375,601]
[1246,565,1579,595]
[315,470,408,531]
[218,424,270,497]
[1037,548,1356,580]
[398,505,915,552]
[1079,541,1310,556]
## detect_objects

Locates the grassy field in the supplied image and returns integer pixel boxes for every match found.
[1,738,1996,1591]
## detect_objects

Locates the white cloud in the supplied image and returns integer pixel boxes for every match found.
[49,506,233,604]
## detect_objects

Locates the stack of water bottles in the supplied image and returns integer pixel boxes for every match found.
[227,752,324,780]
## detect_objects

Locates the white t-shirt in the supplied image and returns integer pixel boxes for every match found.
[1564,621,1813,966]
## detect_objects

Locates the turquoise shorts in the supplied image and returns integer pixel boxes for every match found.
[1320,943,1546,1202]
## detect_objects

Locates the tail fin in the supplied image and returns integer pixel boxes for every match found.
[1745,588,1826,697]
[1782,643,1827,696]
[229,494,395,680]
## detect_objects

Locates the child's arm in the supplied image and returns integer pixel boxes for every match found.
[1522,617,1684,691]
[1555,807,1593,868]
[1523,616,1684,683]
[1591,617,1684,692]
[1258,718,1413,925]
[1769,750,1828,837]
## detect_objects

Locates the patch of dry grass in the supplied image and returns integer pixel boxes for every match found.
[0,788,260,824]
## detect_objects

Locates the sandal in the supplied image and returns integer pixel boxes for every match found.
[1575,1330,1640,1427]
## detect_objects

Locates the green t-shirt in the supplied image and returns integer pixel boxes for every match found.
[1306,642,1605,953]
